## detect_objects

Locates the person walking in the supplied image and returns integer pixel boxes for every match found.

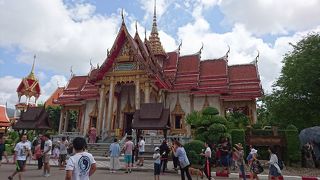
[266,146,281,180]
[65,137,96,180]
[122,137,134,173]
[159,139,170,174]
[43,134,52,177]
[200,142,212,180]
[8,134,32,180]
[137,136,145,166]
[109,138,120,173]
[249,149,261,180]
[59,137,69,170]
[172,140,192,180]
[153,147,161,180]
[0,135,9,167]
[234,143,246,180]
[88,127,97,144]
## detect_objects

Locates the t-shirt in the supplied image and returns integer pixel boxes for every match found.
[175,147,190,168]
[153,152,161,164]
[44,139,52,155]
[138,139,145,152]
[205,147,212,158]
[66,152,96,180]
[124,141,134,155]
[60,141,68,155]
[14,141,31,161]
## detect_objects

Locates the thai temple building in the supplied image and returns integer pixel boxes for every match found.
[55,5,262,138]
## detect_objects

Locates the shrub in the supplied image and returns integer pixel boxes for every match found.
[230,129,245,146]
[285,125,301,164]
[184,140,205,166]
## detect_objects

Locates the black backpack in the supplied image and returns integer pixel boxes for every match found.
[278,159,284,170]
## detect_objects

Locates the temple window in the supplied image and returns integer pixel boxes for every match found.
[175,115,182,129]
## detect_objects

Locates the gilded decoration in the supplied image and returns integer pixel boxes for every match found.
[171,94,187,135]
[122,92,135,113]
[117,40,133,62]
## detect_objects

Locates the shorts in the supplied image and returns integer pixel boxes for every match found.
[16,160,26,172]
[269,165,281,176]
[154,163,161,175]
[139,152,144,156]
[124,155,132,164]
[44,154,51,163]
[59,154,67,163]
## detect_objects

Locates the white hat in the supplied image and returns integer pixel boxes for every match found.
[154,147,160,151]
[250,148,258,154]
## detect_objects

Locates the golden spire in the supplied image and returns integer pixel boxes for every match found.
[27,54,36,80]
[149,0,166,56]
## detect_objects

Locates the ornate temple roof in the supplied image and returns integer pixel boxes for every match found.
[148,2,166,57]
[0,105,10,127]
[16,56,41,99]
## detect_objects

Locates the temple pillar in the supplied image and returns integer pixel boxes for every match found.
[97,85,106,135]
[106,78,115,132]
[252,100,257,124]
[144,81,150,103]
[63,110,69,132]
[58,108,65,134]
[80,104,86,135]
[135,76,140,109]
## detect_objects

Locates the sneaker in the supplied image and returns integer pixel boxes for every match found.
[129,169,132,173]
[45,174,50,177]
[8,176,13,180]
[125,171,129,173]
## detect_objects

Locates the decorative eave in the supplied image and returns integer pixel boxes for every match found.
[172,94,185,115]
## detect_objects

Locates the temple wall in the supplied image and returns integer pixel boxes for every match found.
[83,100,95,135]
[193,96,206,111]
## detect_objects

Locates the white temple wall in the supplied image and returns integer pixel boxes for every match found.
[194,96,206,111]
[83,100,95,135]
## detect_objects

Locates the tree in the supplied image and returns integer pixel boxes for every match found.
[186,107,229,144]
[266,33,320,130]
[46,106,61,133]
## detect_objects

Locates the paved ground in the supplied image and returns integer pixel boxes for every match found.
[0,164,233,180]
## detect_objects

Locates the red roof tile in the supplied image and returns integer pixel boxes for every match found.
[0,105,10,127]
[200,59,227,77]
[229,64,258,81]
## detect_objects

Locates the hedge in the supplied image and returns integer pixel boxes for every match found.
[184,140,205,166]
[285,125,301,164]
[230,129,245,146]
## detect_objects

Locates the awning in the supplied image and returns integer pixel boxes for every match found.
[132,103,170,130]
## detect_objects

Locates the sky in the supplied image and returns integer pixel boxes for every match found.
[0,0,320,108]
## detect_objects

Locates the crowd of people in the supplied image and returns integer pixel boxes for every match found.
[1,133,315,180]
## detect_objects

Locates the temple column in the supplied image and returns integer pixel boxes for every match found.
[97,85,106,135]
[58,108,65,134]
[80,104,86,135]
[144,81,150,103]
[135,76,140,109]
[106,78,115,132]
[63,110,69,132]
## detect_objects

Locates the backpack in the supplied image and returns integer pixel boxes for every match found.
[278,159,284,170]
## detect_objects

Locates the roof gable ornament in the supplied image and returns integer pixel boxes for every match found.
[197,42,204,57]
[175,40,182,54]
[255,50,260,64]
[70,66,74,77]
[121,8,125,24]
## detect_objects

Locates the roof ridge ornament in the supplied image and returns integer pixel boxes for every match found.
[90,58,93,70]
[135,21,138,34]
[197,42,204,56]
[70,66,74,77]
[255,50,260,63]
[121,8,125,24]
[226,45,230,58]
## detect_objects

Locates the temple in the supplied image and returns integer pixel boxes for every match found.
[54,4,262,138]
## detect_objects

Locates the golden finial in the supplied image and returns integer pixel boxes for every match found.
[27,54,36,80]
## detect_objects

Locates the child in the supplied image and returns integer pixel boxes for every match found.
[153,147,161,180]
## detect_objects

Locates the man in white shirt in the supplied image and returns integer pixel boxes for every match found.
[65,137,96,180]
[8,134,31,180]
[137,136,145,166]
[43,134,52,177]
[201,142,212,180]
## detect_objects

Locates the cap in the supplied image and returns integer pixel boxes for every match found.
[154,147,160,151]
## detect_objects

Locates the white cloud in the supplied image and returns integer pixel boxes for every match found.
[0,76,20,107]
[0,0,120,75]
[38,75,68,104]
[219,0,320,35]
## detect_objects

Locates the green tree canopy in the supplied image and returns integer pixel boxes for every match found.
[265,33,320,130]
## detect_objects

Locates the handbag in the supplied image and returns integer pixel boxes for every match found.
[252,160,264,174]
